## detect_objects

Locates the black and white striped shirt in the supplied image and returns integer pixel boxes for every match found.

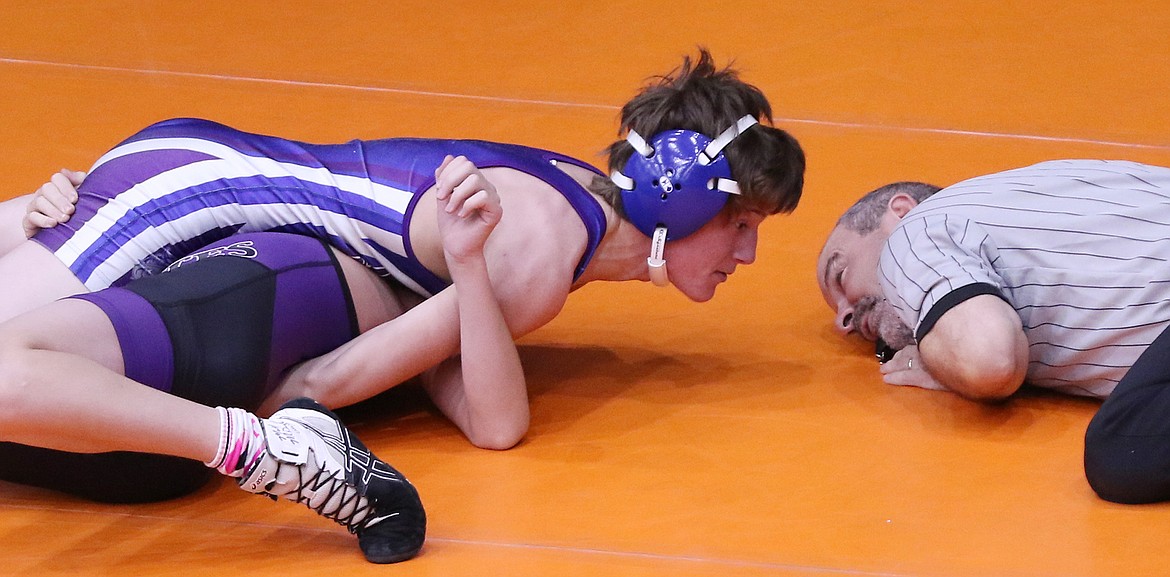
[880,159,1170,397]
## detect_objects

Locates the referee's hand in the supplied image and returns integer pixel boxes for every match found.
[880,345,947,391]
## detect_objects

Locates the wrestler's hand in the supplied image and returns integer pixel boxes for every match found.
[879,344,948,391]
[434,155,502,263]
[24,168,84,238]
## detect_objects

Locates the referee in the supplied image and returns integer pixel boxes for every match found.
[816,159,1170,505]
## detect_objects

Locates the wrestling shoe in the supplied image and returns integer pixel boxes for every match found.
[239,397,426,563]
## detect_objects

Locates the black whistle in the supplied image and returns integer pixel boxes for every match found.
[875,338,896,364]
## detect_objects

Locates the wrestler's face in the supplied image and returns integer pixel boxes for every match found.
[667,206,767,302]
[816,222,915,350]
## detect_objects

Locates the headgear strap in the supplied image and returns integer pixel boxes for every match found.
[610,115,758,287]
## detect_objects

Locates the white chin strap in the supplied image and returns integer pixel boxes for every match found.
[647,226,669,287]
[629,114,760,289]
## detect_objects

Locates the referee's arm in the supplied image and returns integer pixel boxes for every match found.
[917,294,1029,401]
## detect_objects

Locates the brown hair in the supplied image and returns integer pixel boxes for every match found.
[589,48,804,218]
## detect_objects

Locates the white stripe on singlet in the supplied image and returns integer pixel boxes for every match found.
[880,159,1170,397]
[68,137,428,294]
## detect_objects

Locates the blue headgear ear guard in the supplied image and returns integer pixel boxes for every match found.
[610,114,758,240]
[609,115,758,287]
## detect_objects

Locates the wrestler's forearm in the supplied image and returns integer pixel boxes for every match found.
[441,253,529,450]
[261,291,461,415]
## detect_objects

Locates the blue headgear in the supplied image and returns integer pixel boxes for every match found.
[610,114,758,240]
[609,115,758,287]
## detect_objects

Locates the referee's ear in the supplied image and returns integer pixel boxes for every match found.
[887,193,919,219]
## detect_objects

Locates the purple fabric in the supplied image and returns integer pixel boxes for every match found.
[34,149,216,252]
[70,231,356,401]
[267,246,355,390]
[61,174,407,283]
[35,117,608,293]
[167,232,356,396]
[69,290,174,393]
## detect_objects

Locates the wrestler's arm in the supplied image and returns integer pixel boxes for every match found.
[269,274,546,451]
[267,157,552,449]
[418,155,531,449]
[416,240,568,448]
[916,294,1029,400]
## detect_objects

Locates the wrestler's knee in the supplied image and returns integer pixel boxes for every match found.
[0,336,46,431]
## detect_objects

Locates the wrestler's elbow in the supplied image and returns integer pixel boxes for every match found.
[466,416,528,451]
[465,428,526,449]
[460,406,529,451]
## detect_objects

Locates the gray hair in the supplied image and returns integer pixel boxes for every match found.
[837,181,941,234]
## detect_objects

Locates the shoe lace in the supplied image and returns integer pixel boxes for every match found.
[265,459,376,535]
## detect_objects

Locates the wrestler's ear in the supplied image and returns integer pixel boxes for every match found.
[887,193,919,219]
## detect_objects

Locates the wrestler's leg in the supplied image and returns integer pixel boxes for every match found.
[0,443,212,503]
[0,194,33,255]
[0,298,214,502]
[0,263,425,562]
[0,240,87,325]
[0,299,219,458]
[1085,322,1170,503]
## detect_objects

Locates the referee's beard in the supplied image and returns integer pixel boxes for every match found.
[856,297,915,351]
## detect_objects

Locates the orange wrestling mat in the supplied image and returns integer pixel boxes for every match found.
[3,2,1170,575]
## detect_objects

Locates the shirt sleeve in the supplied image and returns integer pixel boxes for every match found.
[878,214,1010,342]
